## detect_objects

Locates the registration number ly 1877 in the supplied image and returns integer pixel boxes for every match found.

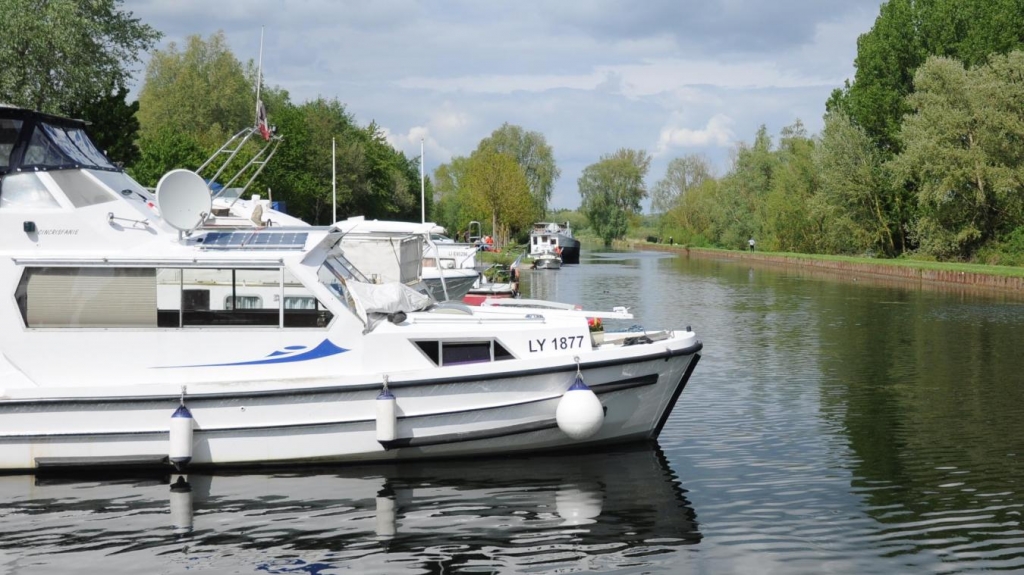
[529,335,585,352]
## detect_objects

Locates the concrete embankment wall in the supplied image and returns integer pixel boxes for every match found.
[616,241,1024,294]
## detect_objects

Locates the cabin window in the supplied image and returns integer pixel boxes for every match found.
[413,340,515,366]
[178,268,278,327]
[18,266,334,329]
[48,170,115,207]
[0,172,61,209]
[17,267,157,328]
[225,295,263,310]
[284,296,315,309]
[283,270,333,327]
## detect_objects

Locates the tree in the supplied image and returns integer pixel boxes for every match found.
[652,154,712,215]
[137,31,255,148]
[432,157,476,236]
[477,123,560,215]
[763,121,820,253]
[814,111,905,255]
[832,0,1024,155]
[128,126,209,188]
[64,86,142,167]
[464,149,535,246]
[578,148,651,245]
[0,0,159,114]
[892,53,1024,259]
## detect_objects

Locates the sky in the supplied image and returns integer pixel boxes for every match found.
[122,0,883,212]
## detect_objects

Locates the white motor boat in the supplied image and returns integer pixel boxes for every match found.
[0,105,702,472]
[533,250,563,270]
[530,221,580,264]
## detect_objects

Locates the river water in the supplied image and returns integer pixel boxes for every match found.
[3,249,1024,574]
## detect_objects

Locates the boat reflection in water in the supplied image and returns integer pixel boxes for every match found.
[0,445,700,573]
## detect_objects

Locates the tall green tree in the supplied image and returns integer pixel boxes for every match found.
[0,0,159,114]
[831,0,1024,155]
[477,123,560,216]
[137,31,255,148]
[813,111,905,255]
[763,121,820,253]
[432,157,476,236]
[464,149,535,246]
[578,148,651,245]
[892,53,1024,259]
[651,154,712,215]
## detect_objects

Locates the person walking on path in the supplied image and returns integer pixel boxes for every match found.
[748,237,755,252]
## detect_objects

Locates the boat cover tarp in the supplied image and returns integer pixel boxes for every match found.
[347,280,433,332]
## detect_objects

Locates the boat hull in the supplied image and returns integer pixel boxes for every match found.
[0,345,700,471]
[422,272,479,301]
[533,257,562,270]
[559,239,581,265]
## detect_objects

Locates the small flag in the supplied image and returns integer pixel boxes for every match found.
[257,100,270,141]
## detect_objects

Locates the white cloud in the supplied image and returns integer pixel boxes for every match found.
[656,114,736,155]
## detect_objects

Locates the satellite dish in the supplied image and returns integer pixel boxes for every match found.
[156,169,212,232]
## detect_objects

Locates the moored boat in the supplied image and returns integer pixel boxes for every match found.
[0,105,702,472]
[532,250,562,270]
[530,222,580,264]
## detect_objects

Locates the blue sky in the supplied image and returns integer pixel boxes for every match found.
[123,0,883,211]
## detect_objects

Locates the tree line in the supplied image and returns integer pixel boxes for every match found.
[656,0,1024,264]
[10,0,1023,262]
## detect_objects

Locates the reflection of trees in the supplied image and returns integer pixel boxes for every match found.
[815,281,1024,554]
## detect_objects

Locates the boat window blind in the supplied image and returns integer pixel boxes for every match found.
[19,267,156,328]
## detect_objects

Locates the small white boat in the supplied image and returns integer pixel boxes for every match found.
[533,250,562,270]
[0,105,702,472]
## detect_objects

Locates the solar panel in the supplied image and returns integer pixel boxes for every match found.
[198,231,308,250]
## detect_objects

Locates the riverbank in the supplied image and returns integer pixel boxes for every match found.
[615,240,1024,294]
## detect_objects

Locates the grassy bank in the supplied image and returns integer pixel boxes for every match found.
[616,240,1024,292]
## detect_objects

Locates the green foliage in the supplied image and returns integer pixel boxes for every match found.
[133,34,426,225]
[813,111,907,255]
[0,0,160,114]
[137,32,255,149]
[464,149,536,246]
[835,0,1024,155]
[128,126,208,187]
[893,53,1024,260]
[432,157,475,236]
[64,86,141,167]
[763,121,819,253]
[478,123,560,216]
[431,124,554,241]
[578,148,651,246]
[651,154,712,215]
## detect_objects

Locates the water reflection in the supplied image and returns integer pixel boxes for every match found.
[0,445,699,573]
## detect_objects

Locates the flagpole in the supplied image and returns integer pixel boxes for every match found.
[255,26,264,127]
[420,138,425,224]
[332,137,337,224]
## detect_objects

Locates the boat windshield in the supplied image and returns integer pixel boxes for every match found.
[24,123,115,171]
[317,253,369,312]
[0,119,22,173]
